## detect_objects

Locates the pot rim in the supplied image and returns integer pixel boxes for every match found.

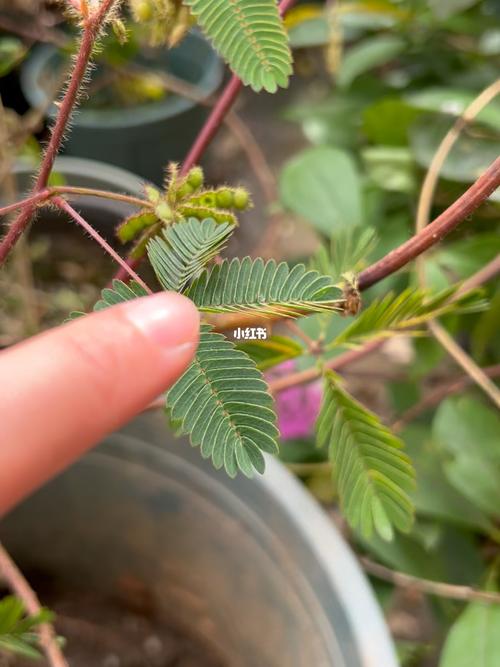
[20,32,223,130]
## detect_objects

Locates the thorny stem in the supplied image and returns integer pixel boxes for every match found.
[53,198,152,293]
[0,542,69,667]
[0,1,118,266]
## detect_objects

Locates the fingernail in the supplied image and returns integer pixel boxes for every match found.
[124,292,200,350]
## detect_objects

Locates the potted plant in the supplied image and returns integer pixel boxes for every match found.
[1,0,499,665]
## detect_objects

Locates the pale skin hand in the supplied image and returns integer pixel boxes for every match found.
[0,293,200,516]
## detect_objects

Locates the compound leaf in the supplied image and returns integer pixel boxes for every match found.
[329,286,487,348]
[147,218,235,292]
[186,257,344,318]
[186,0,293,93]
[317,371,415,540]
[167,325,278,478]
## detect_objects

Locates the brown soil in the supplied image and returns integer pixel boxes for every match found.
[5,584,228,667]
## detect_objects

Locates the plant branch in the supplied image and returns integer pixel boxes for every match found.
[357,156,500,290]
[413,80,500,410]
[0,542,68,667]
[0,3,117,267]
[53,197,152,293]
[427,321,500,409]
[392,364,500,432]
[360,556,500,605]
[269,339,384,394]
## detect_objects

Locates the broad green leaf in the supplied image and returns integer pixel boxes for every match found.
[410,115,500,191]
[337,35,405,88]
[0,38,26,77]
[428,0,481,20]
[328,286,487,349]
[317,371,415,540]
[440,596,500,667]
[186,257,344,318]
[403,425,493,534]
[147,218,235,292]
[362,146,417,193]
[433,396,500,462]
[406,88,500,132]
[280,146,362,236]
[167,326,278,478]
[186,0,292,93]
[237,335,304,371]
[445,457,500,517]
[472,287,500,362]
[362,97,421,146]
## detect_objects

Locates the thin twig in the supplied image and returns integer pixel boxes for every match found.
[428,321,500,409]
[53,197,152,293]
[456,254,500,298]
[0,542,68,667]
[269,339,384,394]
[360,556,500,605]
[413,80,500,409]
[392,364,500,432]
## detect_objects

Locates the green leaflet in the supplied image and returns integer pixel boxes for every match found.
[67,280,148,319]
[329,286,488,348]
[166,325,279,478]
[317,371,415,540]
[185,0,292,93]
[311,227,377,282]
[186,257,344,318]
[237,335,304,371]
[0,596,54,660]
[147,218,235,292]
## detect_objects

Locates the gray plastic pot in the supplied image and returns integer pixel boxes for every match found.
[0,410,397,666]
[20,32,223,184]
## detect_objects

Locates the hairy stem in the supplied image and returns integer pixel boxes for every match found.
[53,198,152,293]
[0,2,117,267]
[0,542,68,667]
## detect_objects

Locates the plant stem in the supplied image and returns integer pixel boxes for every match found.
[412,80,500,409]
[0,542,68,667]
[392,364,500,432]
[269,339,384,394]
[52,186,151,209]
[360,556,500,604]
[358,156,500,291]
[0,4,116,267]
[0,190,52,218]
[53,198,152,293]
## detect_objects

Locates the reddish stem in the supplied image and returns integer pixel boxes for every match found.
[54,198,152,293]
[0,190,51,218]
[0,1,118,267]
[358,157,500,291]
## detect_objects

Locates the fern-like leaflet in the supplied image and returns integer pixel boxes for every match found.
[186,257,345,317]
[185,0,293,92]
[317,371,415,540]
[0,596,55,659]
[329,286,487,348]
[147,218,234,292]
[167,325,278,477]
